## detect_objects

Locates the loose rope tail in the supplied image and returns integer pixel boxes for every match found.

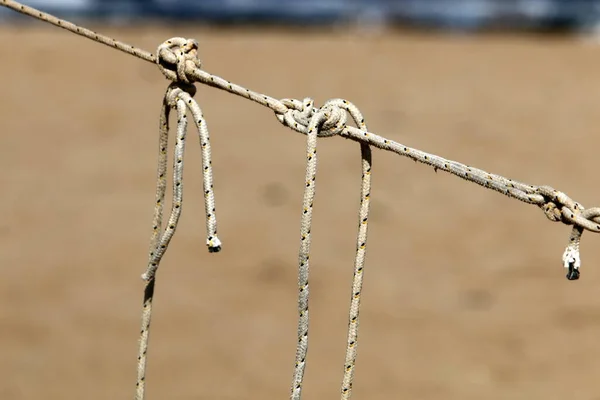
[289,99,325,400]
[336,100,372,400]
[135,98,170,400]
[286,98,371,400]
[137,86,189,400]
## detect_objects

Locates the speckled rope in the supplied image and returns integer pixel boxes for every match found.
[152,36,600,280]
[289,100,324,400]
[135,81,221,400]
[285,98,371,400]
[142,82,221,284]
[134,97,170,400]
[3,2,600,400]
[0,0,156,62]
[136,86,189,400]
[334,100,372,400]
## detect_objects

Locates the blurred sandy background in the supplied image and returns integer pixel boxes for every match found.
[2,24,600,400]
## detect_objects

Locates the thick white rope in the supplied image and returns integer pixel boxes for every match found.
[336,99,372,400]
[3,2,600,400]
[135,81,222,399]
[289,99,323,400]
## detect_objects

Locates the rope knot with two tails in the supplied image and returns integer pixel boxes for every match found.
[275,97,349,137]
[533,186,600,280]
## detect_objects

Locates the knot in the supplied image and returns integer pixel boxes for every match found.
[534,185,600,281]
[275,98,347,137]
[537,186,600,233]
[156,37,202,83]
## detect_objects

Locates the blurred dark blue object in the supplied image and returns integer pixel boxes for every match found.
[2,0,600,32]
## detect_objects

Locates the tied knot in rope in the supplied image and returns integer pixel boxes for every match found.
[276,98,348,137]
[534,186,600,280]
[536,186,600,233]
[156,37,202,83]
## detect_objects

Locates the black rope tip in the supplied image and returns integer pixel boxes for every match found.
[566,262,580,281]
[208,245,222,253]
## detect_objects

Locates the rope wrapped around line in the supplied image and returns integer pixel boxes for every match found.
[150,35,600,275]
[140,36,600,400]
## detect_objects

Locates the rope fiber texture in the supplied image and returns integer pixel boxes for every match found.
[2,0,600,399]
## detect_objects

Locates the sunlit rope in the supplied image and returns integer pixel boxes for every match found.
[2,2,600,400]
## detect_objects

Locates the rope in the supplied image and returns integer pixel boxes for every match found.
[337,100,372,400]
[289,99,322,400]
[134,79,222,399]
[3,2,600,400]
[0,0,156,63]
[134,98,170,400]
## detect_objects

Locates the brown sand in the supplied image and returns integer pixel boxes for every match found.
[2,24,600,400]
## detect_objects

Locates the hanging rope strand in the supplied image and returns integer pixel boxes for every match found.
[336,100,373,400]
[142,85,190,282]
[177,90,222,251]
[289,100,328,400]
[136,88,186,400]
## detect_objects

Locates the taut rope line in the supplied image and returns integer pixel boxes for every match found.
[2,1,600,400]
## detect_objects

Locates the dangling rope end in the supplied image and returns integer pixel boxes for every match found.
[562,226,583,281]
[563,246,581,281]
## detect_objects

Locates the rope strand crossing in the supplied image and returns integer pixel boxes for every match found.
[2,1,600,400]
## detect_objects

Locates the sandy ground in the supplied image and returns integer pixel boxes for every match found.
[2,23,600,400]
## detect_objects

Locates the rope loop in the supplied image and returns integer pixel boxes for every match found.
[156,37,202,83]
[276,97,348,137]
[164,82,197,106]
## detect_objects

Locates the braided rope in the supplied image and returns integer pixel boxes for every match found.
[290,99,322,400]
[3,2,600,400]
[0,0,156,62]
[337,100,372,400]
[136,81,221,399]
